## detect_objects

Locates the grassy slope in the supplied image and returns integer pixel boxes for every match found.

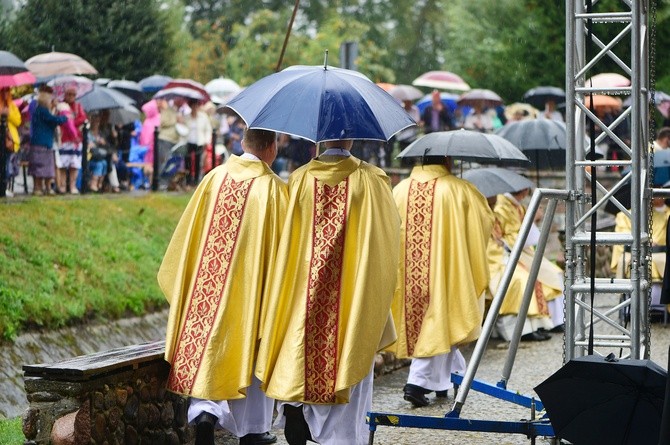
[0,193,190,341]
[0,418,22,444]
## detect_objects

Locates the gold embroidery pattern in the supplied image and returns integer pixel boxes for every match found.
[167,175,254,395]
[404,179,436,356]
[304,178,348,403]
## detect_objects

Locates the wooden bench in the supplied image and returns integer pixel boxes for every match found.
[23,340,192,445]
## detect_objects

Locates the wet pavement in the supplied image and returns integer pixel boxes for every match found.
[214,294,670,444]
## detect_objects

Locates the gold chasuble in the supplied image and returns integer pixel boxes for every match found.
[159,155,288,401]
[255,155,400,405]
[387,165,494,359]
[491,194,563,317]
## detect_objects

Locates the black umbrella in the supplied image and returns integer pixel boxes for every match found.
[495,119,567,170]
[396,129,529,165]
[522,86,566,109]
[0,50,30,75]
[535,353,667,445]
[461,167,534,198]
[107,79,145,105]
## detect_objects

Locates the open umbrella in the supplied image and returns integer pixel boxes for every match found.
[522,86,566,109]
[396,129,529,164]
[225,64,416,143]
[108,104,141,126]
[139,74,172,93]
[107,80,145,105]
[535,353,667,445]
[205,77,241,101]
[47,75,95,101]
[495,119,567,170]
[584,94,623,110]
[25,51,97,77]
[412,70,470,91]
[162,79,209,101]
[0,51,36,88]
[458,89,504,109]
[78,85,135,112]
[461,167,534,198]
[375,82,395,92]
[388,84,424,102]
[416,92,459,114]
[154,86,206,102]
[586,72,630,88]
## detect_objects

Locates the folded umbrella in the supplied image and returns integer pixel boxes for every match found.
[535,353,667,445]
[461,167,534,198]
[396,129,529,165]
[225,64,416,143]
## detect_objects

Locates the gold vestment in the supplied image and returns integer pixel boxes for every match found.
[159,155,288,400]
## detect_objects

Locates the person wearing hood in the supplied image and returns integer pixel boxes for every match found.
[140,99,161,188]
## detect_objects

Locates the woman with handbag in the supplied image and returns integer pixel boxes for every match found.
[29,85,66,195]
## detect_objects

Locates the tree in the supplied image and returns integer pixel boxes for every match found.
[6,0,185,80]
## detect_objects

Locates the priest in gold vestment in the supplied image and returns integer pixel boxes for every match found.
[255,140,400,445]
[387,159,493,407]
[491,189,565,342]
[159,129,287,445]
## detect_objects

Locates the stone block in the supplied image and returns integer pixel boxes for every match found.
[50,410,76,445]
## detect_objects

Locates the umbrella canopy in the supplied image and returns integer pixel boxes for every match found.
[522,86,566,109]
[458,89,504,109]
[205,77,241,98]
[47,75,94,101]
[107,80,145,105]
[396,129,529,165]
[225,64,416,143]
[584,94,623,110]
[78,85,135,112]
[25,51,97,77]
[162,79,209,101]
[108,104,141,126]
[535,353,667,445]
[138,74,172,93]
[375,82,395,92]
[0,71,36,89]
[461,167,534,197]
[504,102,539,121]
[416,92,459,114]
[154,86,206,102]
[412,70,470,91]
[586,72,630,88]
[0,50,30,75]
[388,84,424,102]
[495,119,567,170]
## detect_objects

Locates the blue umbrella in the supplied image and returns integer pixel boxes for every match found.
[138,74,172,93]
[415,92,459,114]
[225,65,416,143]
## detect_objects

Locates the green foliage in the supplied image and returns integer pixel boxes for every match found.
[6,0,184,80]
[0,417,22,445]
[0,194,190,341]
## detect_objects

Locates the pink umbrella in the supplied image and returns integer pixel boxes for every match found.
[0,71,36,88]
[586,72,630,88]
[457,89,504,108]
[412,71,470,91]
[47,75,95,101]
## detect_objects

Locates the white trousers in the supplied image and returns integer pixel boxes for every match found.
[548,295,566,327]
[406,347,466,392]
[187,376,274,438]
[275,368,374,445]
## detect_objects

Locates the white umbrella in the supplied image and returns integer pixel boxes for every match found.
[205,77,241,97]
[388,84,424,102]
[25,51,97,77]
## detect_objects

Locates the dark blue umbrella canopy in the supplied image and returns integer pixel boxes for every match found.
[138,74,172,93]
[225,65,416,143]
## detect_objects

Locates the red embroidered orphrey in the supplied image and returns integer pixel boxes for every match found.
[404,179,436,356]
[304,178,348,403]
[167,175,254,394]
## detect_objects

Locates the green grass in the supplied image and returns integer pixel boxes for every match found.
[0,193,191,341]
[0,417,23,445]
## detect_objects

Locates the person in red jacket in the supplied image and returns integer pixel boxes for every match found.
[56,87,87,194]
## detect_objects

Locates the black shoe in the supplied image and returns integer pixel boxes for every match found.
[550,324,565,333]
[403,384,430,407]
[435,390,448,398]
[239,432,278,445]
[283,405,312,445]
[194,412,217,445]
[521,332,551,342]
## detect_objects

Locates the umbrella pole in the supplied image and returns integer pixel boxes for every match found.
[275,0,301,72]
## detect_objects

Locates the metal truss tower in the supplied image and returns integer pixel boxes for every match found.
[564,0,651,360]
